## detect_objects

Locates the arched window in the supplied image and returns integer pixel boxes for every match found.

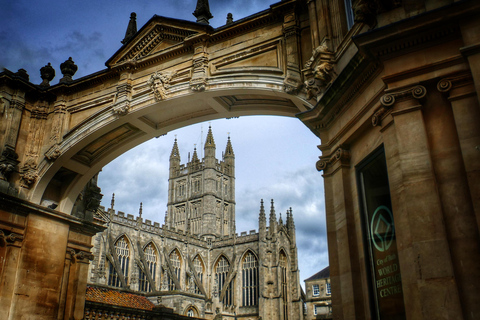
[186,307,196,317]
[280,251,288,319]
[193,255,204,294]
[242,251,258,306]
[169,250,181,290]
[215,256,233,306]
[138,243,157,292]
[108,236,130,288]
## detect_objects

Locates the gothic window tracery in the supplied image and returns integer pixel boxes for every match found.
[215,255,233,306]
[242,251,259,306]
[108,236,130,288]
[169,249,182,290]
[193,255,204,295]
[138,243,157,292]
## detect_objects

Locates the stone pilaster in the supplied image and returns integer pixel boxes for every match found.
[379,85,464,320]
[317,146,365,320]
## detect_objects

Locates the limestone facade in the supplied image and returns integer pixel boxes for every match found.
[87,128,303,320]
[1,0,480,319]
[304,266,332,319]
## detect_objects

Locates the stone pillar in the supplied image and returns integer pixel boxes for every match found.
[317,147,365,320]
[379,85,464,319]
[0,230,24,320]
[436,76,480,320]
[8,213,70,320]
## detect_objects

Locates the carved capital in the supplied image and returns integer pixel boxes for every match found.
[374,85,427,126]
[316,148,351,172]
[437,74,473,93]
[0,230,24,247]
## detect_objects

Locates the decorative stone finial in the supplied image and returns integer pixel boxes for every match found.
[111,193,115,210]
[139,202,143,218]
[40,63,55,87]
[122,12,137,44]
[226,13,233,25]
[59,57,77,83]
[193,0,213,25]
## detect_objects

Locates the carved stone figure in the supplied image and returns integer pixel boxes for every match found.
[148,71,177,101]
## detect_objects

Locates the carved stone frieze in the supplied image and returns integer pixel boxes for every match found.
[373,85,427,126]
[316,148,351,172]
[148,70,177,101]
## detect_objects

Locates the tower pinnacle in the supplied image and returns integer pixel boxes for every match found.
[122,12,137,44]
[193,0,213,25]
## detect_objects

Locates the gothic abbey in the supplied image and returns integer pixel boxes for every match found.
[87,127,303,319]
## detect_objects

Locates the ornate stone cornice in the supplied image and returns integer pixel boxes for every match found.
[373,85,426,126]
[316,147,351,172]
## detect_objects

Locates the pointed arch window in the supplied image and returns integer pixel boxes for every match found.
[108,236,130,288]
[193,255,204,295]
[169,250,181,290]
[280,251,288,319]
[215,256,233,306]
[138,243,157,292]
[242,251,259,306]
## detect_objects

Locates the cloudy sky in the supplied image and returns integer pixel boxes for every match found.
[1,0,328,286]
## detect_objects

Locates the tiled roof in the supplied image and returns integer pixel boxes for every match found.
[305,266,330,281]
[85,286,155,310]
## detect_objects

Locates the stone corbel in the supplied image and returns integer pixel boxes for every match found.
[316,147,351,172]
[148,70,177,101]
[372,85,427,126]
[68,248,94,263]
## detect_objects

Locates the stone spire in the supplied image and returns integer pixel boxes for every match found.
[170,138,180,160]
[259,199,266,224]
[193,0,213,25]
[279,212,283,225]
[269,199,277,236]
[287,207,295,238]
[110,193,115,210]
[139,202,143,218]
[204,126,216,167]
[122,12,137,44]
[191,146,200,163]
[169,138,181,177]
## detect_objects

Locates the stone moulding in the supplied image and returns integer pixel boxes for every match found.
[316,147,351,172]
[372,85,426,127]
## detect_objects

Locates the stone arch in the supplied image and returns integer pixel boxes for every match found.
[184,304,199,317]
[28,87,312,215]
[239,247,258,264]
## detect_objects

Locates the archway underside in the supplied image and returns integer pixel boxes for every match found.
[33,86,313,215]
